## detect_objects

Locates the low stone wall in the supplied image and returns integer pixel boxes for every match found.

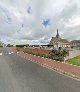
[64,49,80,60]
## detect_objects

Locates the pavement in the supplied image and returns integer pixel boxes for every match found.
[15,51,80,79]
[0,48,80,92]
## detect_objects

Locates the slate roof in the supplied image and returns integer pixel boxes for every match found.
[49,37,70,45]
[71,40,80,43]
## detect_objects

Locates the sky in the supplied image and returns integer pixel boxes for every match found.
[0,0,80,45]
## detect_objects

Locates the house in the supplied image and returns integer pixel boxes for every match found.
[49,29,70,48]
[70,40,80,49]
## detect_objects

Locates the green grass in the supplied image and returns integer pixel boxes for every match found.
[67,56,80,66]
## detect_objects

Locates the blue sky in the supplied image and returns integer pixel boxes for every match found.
[0,0,80,45]
[42,19,50,28]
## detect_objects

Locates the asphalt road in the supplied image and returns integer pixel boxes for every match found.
[0,48,80,92]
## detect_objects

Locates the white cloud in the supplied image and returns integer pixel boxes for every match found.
[65,16,80,27]
[0,0,80,45]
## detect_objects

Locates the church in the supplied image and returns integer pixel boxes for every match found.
[49,29,70,48]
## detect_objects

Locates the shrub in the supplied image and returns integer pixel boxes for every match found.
[52,49,68,56]
[52,49,60,55]
[7,44,14,47]
[63,49,69,55]
[36,53,40,56]
[16,45,25,48]
[0,45,3,47]
[51,49,68,61]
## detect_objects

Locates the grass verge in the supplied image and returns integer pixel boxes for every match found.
[66,55,80,66]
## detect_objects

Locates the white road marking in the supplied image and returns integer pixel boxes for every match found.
[0,53,2,55]
[0,52,14,55]
[9,52,11,55]
[11,52,14,54]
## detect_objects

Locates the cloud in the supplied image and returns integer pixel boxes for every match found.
[0,0,80,45]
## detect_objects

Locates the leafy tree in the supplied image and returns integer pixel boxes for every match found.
[7,44,14,47]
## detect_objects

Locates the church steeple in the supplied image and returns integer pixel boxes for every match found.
[56,29,60,39]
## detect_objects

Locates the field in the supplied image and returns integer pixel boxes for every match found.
[67,55,80,66]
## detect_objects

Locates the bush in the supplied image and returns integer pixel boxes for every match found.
[0,45,3,47]
[52,49,68,56]
[51,49,68,61]
[24,51,32,54]
[63,49,69,55]
[16,45,25,48]
[7,44,14,47]
[52,49,61,55]
[36,53,40,56]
